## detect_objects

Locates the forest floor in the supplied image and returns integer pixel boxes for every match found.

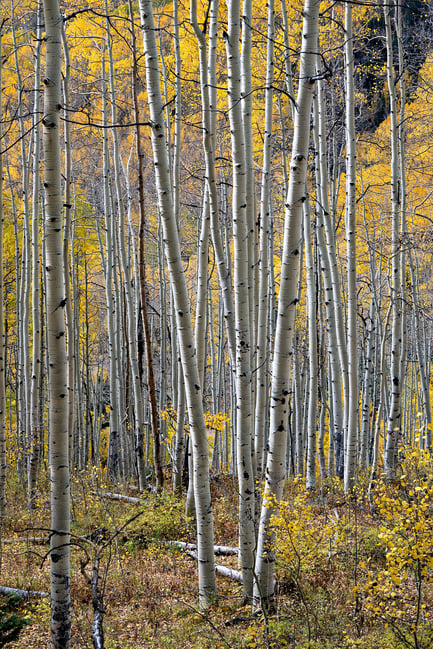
[2,452,433,649]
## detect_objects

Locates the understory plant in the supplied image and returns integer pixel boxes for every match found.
[357,447,433,649]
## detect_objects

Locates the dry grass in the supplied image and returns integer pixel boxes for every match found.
[3,468,433,649]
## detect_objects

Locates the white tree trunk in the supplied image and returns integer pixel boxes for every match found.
[225,0,255,600]
[253,0,320,611]
[254,0,275,479]
[138,0,216,606]
[0,19,6,528]
[42,0,71,644]
[28,3,43,505]
[303,198,318,491]
[100,57,121,481]
[313,85,344,477]
[343,2,359,492]
[12,14,32,482]
[190,0,236,366]
[384,0,402,478]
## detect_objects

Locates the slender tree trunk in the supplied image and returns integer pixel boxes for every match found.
[384,0,402,478]
[254,0,275,479]
[368,303,392,497]
[359,301,376,469]
[343,2,358,492]
[100,58,121,481]
[0,19,7,539]
[395,5,410,449]
[42,0,71,644]
[138,0,216,606]
[194,190,210,391]
[313,85,344,478]
[315,72,348,477]
[12,13,32,481]
[61,24,75,472]
[190,0,236,366]
[304,198,318,491]
[241,0,257,446]
[254,0,320,611]
[128,2,163,490]
[28,3,43,506]
[173,363,185,494]
[224,0,255,601]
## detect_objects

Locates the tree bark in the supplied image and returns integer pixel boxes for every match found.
[42,0,71,645]
[343,2,359,493]
[138,0,216,607]
[254,0,275,480]
[384,0,403,478]
[224,0,255,600]
[253,0,320,612]
[0,19,7,546]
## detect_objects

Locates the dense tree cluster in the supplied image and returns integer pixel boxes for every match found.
[2,0,433,645]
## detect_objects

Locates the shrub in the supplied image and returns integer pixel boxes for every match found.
[0,594,30,647]
[356,447,433,649]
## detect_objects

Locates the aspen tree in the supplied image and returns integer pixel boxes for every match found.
[343,1,359,492]
[138,0,216,606]
[318,341,328,481]
[304,197,318,492]
[225,0,255,601]
[186,185,210,504]
[128,0,162,489]
[315,72,348,479]
[254,0,321,611]
[104,8,149,489]
[359,300,376,468]
[11,13,31,476]
[160,7,181,462]
[408,249,431,447]
[395,5,409,451]
[241,0,258,420]
[60,24,75,471]
[190,0,236,366]
[157,223,168,443]
[254,0,275,479]
[173,365,186,493]
[42,0,71,644]
[190,0,236,484]
[194,192,210,400]
[361,180,385,468]
[171,0,187,493]
[384,0,403,478]
[313,84,344,477]
[0,19,6,529]
[8,167,24,483]
[28,2,43,505]
[369,303,392,496]
[99,54,121,480]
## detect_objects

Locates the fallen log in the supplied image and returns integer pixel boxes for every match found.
[99,492,142,504]
[0,586,49,598]
[167,541,239,555]
[186,551,242,582]
[2,537,47,544]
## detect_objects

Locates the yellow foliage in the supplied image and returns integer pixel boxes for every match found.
[272,480,334,581]
[358,447,433,649]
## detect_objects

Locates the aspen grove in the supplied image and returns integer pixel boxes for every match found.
[2,0,433,647]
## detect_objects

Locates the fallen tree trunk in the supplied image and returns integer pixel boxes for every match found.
[3,537,47,544]
[0,586,49,598]
[186,551,242,582]
[167,541,238,555]
[99,492,142,504]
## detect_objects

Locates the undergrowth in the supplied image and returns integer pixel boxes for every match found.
[3,447,433,648]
